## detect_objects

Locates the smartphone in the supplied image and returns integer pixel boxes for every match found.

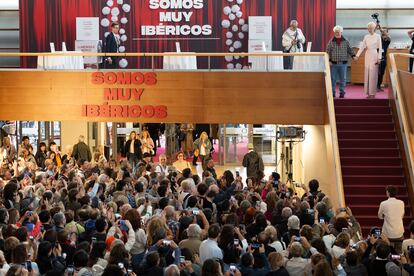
[286,192,291,198]
[234,238,239,245]
[118,262,124,269]
[251,243,261,249]
[307,208,314,215]
[26,261,32,272]
[408,245,414,251]
[29,235,34,241]
[294,236,301,242]
[374,229,381,237]
[391,254,401,260]
[115,213,121,220]
[319,218,325,224]
[192,208,199,215]
[351,244,358,249]
[236,171,240,177]
[230,265,236,271]
[66,266,74,276]
[342,227,349,233]
[163,240,171,246]
[339,208,347,212]
[179,256,185,264]
[91,237,97,243]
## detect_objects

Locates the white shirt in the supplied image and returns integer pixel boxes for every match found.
[199,238,223,264]
[282,28,306,53]
[378,197,405,239]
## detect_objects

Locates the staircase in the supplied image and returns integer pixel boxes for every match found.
[335,99,412,236]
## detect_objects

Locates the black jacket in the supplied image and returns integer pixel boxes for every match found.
[242,151,264,181]
[104,32,119,63]
[124,139,142,160]
[35,150,47,169]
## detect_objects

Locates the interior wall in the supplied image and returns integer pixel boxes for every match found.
[60,121,88,156]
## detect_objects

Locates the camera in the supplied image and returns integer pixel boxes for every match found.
[371,13,380,24]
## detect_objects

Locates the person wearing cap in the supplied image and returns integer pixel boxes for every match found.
[242,143,264,183]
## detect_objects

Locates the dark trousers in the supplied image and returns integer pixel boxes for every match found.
[284,56,294,70]
[378,59,387,88]
[410,58,414,73]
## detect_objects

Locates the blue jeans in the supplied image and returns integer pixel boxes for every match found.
[331,63,347,96]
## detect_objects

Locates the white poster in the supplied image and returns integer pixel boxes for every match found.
[75,40,101,64]
[248,16,272,40]
[76,17,100,41]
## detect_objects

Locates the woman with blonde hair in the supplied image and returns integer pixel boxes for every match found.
[267,252,289,275]
[124,131,142,171]
[140,130,155,156]
[193,131,212,170]
[356,22,382,98]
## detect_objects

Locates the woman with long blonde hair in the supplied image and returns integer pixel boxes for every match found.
[140,130,155,156]
[193,131,212,170]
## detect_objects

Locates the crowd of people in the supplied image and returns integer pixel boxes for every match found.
[0,130,412,276]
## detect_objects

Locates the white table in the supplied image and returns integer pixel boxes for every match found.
[293,55,324,71]
[163,52,197,70]
[37,51,84,70]
[251,51,284,71]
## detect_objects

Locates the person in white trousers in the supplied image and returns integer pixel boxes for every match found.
[356,22,382,98]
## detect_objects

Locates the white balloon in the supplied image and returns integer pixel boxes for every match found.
[101,18,110,27]
[236,11,242,18]
[229,47,235,52]
[223,6,231,15]
[238,32,244,39]
[226,32,233,38]
[221,20,230,28]
[225,56,233,62]
[227,0,234,2]
[106,0,114,7]
[237,0,243,4]
[233,41,242,49]
[235,63,242,69]
[117,0,123,4]
[111,16,118,22]
[120,34,127,42]
[226,39,233,46]
[122,4,131,13]
[104,32,110,37]
[119,58,128,68]
[120,17,128,24]
[231,5,240,13]
[119,28,125,35]
[111,7,120,16]
[102,7,111,15]
[241,24,248,32]
[227,63,234,69]
[119,46,126,53]
[234,56,240,59]
[239,19,245,25]
[232,25,238,32]
[228,13,236,20]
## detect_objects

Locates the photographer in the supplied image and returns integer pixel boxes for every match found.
[282,20,306,69]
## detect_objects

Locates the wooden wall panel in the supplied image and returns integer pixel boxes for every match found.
[0,71,326,124]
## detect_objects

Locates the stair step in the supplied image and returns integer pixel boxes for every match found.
[335,106,391,115]
[334,99,390,107]
[337,131,396,140]
[348,204,411,216]
[344,185,406,196]
[345,194,409,205]
[336,114,393,123]
[340,157,402,166]
[339,147,400,158]
[342,166,404,176]
[338,139,399,148]
[336,122,395,131]
[343,175,405,185]
[351,215,411,229]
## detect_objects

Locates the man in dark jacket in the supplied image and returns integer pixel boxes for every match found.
[242,143,264,183]
[239,245,270,276]
[72,135,92,162]
[104,22,120,68]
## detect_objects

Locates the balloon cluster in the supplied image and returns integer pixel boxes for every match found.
[101,0,131,68]
[221,0,248,69]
